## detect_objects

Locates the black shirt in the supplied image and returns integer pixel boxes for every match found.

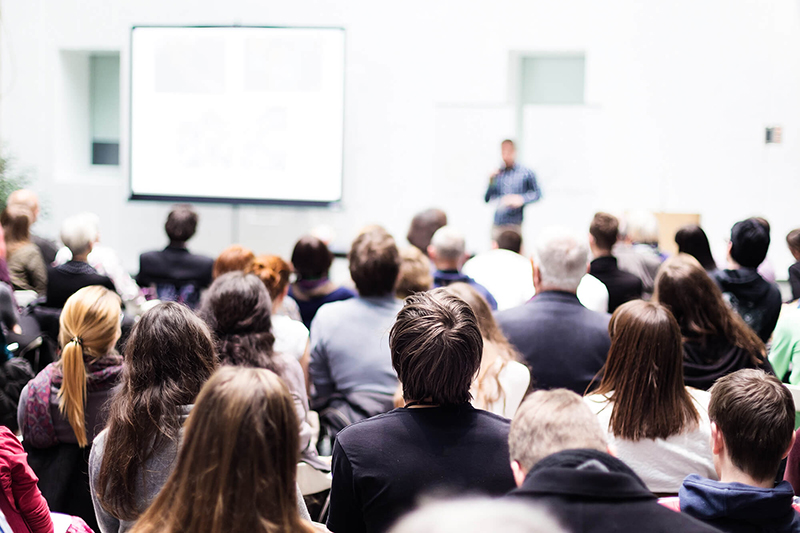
[327,404,516,533]
[590,255,644,313]
[137,246,214,308]
[45,261,116,309]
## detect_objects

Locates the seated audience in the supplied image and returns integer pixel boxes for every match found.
[395,246,433,299]
[769,303,800,384]
[584,300,716,494]
[327,289,516,533]
[46,213,117,309]
[669,370,799,532]
[787,229,800,302]
[89,302,217,533]
[406,207,447,256]
[655,254,771,390]
[444,283,530,418]
[390,498,565,533]
[613,210,664,298]
[309,228,402,439]
[496,228,610,394]
[0,424,53,532]
[211,244,254,279]
[198,272,317,465]
[137,205,213,308]
[129,367,317,533]
[288,235,355,328]
[506,389,718,533]
[18,286,123,528]
[250,255,310,365]
[713,218,782,343]
[675,224,719,275]
[0,281,34,430]
[589,212,643,312]
[2,205,47,295]
[54,213,144,311]
[7,189,58,265]
[428,226,498,310]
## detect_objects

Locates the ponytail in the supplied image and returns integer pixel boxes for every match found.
[58,337,89,447]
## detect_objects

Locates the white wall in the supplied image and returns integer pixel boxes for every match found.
[2,0,800,276]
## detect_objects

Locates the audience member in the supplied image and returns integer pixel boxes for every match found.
[584,300,716,493]
[45,213,117,309]
[787,229,800,302]
[589,212,643,312]
[0,424,53,532]
[395,246,433,299]
[327,289,516,533]
[655,254,771,390]
[675,224,719,274]
[669,370,799,532]
[506,389,719,533]
[2,205,47,295]
[389,498,565,533]
[89,303,217,533]
[288,235,355,328]
[462,230,533,311]
[428,226,498,310]
[406,208,447,256]
[613,210,664,298]
[713,218,782,343]
[54,213,144,311]
[496,228,610,394]
[137,205,213,309]
[7,189,58,265]
[769,303,800,385]
[211,244,254,279]
[309,228,402,443]
[443,283,530,418]
[18,286,123,528]
[198,272,318,465]
[129,367,316,533]
[754,217,778,284]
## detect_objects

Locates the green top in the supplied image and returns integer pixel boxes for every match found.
[768,303,800,384]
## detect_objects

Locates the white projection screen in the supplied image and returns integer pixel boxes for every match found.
[129,26,345,204]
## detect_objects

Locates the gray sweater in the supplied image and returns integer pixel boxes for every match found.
[88,406,311,533]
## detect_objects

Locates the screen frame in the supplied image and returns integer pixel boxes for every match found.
[128,24,346,207]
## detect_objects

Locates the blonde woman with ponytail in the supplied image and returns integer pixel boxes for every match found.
[19,286,124,449]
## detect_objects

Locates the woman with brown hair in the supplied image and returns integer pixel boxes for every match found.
[584,300,716,494]
[654,254,769,390]
[130,367,317,533]
[2,205,47,295]
[212,244,255,279]
[443,283,530,418]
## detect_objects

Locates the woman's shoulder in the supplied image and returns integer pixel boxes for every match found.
[497,360,531,387]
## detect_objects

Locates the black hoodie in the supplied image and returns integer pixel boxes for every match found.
[713,268,782,343]
[683,336,774,391]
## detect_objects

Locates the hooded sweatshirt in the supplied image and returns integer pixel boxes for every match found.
[680,474,800,533]
[683,336,773,391]
[714,268,782,343]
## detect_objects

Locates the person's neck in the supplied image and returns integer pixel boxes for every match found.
[72,253,90,262]
[169,240,187,249]
[504,161,516,170]
[726,256,745,270]
[718,463,774,489]
[405,397,439,408]
[592,249,613,259]
[435,261,461,272]
[536,285,577,295]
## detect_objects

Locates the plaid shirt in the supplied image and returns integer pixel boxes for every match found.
[484,164,541,226]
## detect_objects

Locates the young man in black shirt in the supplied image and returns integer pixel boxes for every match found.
[327,289,516,533]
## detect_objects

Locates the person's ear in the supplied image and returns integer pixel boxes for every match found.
[510,460,527,488]
[586,262,590,274]
[491,241,499,250]
[530,257,542,286]
[710,422,725,456]
[783,430,797,460]
[427,246,436,261]
[606,444,616,457]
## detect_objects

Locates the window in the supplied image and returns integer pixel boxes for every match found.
[90,53,120,165]
[520,56,585,105]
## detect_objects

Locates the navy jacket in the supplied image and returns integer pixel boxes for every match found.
[433,270,498,310]
[495,291,610,394]
[680,474,800,532]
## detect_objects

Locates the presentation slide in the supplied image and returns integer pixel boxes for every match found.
[130,26,345,204]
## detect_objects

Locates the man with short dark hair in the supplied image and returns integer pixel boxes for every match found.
[327,289,516,533]
[309,227,403,441]
[136,204,213,308]
[484,139,541,236]
[406,208,447,256]
[668,369,800,532]
[589,212,643,313]
[714,218,782,342]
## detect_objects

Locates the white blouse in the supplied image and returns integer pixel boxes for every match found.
[272,314,310,361]
[472,360,531,419]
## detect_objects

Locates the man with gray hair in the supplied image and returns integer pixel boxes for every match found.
[495,228,610,394]
[505,389,719,533]
[7,189,58,265]
[428,226,497,310]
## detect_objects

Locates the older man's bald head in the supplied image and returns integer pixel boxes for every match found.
[7,190,40,222]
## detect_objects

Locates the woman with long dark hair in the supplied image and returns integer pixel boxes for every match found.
[584,300,716,494]
[674,225,718,273]
[130,367,317,533]
[654,254,769,390]
[89,302,217,532]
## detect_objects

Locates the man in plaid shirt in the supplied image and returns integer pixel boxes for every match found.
[484,140,541,235]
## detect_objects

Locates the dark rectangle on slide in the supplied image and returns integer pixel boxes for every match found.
[92,142,120,165]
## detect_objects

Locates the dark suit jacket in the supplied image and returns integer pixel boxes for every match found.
[137,246,213,308]
[45,261,116,309]
[590,255,643,313]
[495,291,610,394]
